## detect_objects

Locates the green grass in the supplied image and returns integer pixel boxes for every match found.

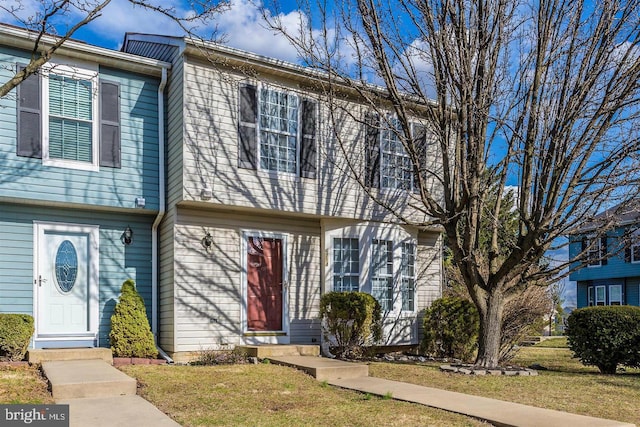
[533,337,568,348]
[0,364,53,404]
[369,347,640,425]
[120,364,485,427]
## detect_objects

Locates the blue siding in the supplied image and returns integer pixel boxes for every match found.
[569,230,640,282]
[576,282,588,308]
[0,47,160,211]
[627,279,640,306]
[0,203,154,347]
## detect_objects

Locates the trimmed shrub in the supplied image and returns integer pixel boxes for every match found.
[0,314,34,361]
[320,292,382,359]
[421,296,479,362]
[566,306,640,374]
[110,279,158,358]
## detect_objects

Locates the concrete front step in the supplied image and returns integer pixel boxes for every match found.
[28,348,113,364]
[42,359,136,399]
[269,355,369,381]
[238,344,320,358]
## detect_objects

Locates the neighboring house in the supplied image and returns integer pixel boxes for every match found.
[123,34,444,362]
[569,203,640,308]
[0,24,170,349]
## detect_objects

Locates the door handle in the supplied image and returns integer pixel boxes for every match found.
[38,275,47,287]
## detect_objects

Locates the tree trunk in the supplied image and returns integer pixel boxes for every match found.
[475,288,504,368]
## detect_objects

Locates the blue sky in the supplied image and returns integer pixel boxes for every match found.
[1,0,308,61]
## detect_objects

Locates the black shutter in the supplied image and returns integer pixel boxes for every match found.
[600,236,607,266]
[625,244,631,263]
[581,238,587,267]
[365,113,380,188]
[300,99,317,179]
[100,80,121,168]
[412,123,427,193]
[238,84,258,169]
[16,65,41,158]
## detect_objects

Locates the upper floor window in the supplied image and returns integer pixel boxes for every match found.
[238,84,317,178]
[48,74,94,164]
[16,62,121,170]
[333,238,360,292]
[381,118,412,190]
[365,114,426,191]
[583,236,606,267]
[259,88,298,174]
[631,243,640,263]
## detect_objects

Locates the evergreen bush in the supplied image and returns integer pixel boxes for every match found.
[320,292,382,359]
[421,296,479,362]
[109,279,158,358]
[566,306,640,374]
[0,314,34,361]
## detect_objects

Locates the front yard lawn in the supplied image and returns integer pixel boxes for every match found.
[0,364,53,404]
[120,363,485,427]
[369,346,640,426]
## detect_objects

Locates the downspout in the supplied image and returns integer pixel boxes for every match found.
[152,66,172,363]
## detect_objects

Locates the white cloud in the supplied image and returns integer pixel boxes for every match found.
[212,0,305,63]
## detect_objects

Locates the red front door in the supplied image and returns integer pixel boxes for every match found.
[247,237,283,331]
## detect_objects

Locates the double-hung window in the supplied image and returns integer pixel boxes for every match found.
[333,238,360,292]
[401,243,416,311]
[365,114,426,191]
[631,243,640,263]
[584,236,604,267]
[587,286,595,306]
[16,62,121,170]
[47,74,94,164]
[259,88,298,174]
[380,118,412,190]
[609,285,623,305]
[595,285,606,306]
[371,239,394,311]
[237,84,317,178]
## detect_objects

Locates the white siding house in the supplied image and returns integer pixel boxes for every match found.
[123,34,443,362]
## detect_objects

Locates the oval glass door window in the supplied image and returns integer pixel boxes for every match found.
[55,240,78,293]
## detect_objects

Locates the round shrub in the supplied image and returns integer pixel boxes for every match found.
[0,314,34,361]
[566,306,640,374]
[320,292,382,359]
[421,296,479,362]
[109,279,158,358]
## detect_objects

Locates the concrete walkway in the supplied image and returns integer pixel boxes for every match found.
[269,355,634,427]
[41,359,180,427]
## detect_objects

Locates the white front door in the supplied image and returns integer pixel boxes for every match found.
[34,222,99,346]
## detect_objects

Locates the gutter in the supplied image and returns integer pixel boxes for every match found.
[152,66,172,363]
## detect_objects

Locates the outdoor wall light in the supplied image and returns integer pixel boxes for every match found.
[202,232,213,251]
[122,226,133,246]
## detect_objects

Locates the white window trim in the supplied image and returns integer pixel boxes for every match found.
[256,84,301,178]
[331,237,361,293]
[379,116,415,192]
[400,241,417,314]
[595,285,606,306]
[42,61,100,172]
[586,236,602,268]
[609,284,623,306]
[631,243,640,263]
[371,239,394,311]
[587,286,594,307]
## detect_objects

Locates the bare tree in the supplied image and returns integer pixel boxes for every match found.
[0,0,229,98]
[265,0,640,367]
